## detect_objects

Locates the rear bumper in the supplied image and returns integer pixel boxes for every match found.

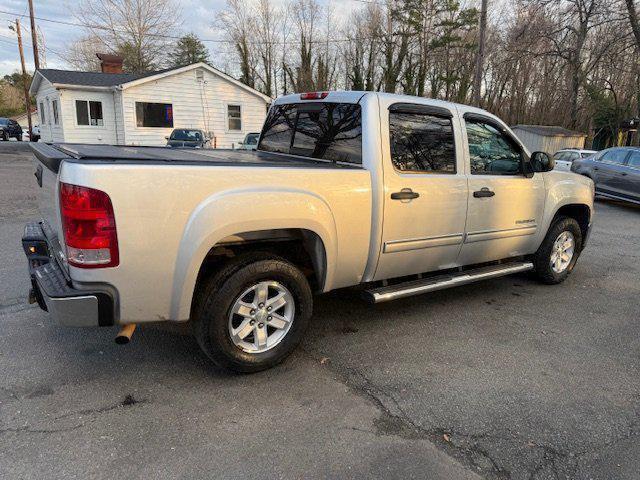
[23,221,115,327]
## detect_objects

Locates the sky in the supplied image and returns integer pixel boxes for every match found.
[0,0,365,77]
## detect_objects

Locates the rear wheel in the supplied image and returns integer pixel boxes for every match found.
[193,254,313,373]
[533,217,582,284]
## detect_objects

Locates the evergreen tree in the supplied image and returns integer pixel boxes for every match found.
[168,34,210,67]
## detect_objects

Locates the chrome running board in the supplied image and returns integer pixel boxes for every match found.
[364,262,534,304]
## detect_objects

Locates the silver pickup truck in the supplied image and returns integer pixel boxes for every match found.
[23,91,595,372]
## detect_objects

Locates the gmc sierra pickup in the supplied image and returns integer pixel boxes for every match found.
[23,91,594,372]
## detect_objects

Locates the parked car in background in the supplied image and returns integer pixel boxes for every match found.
[22,125,41,143]
[571,147,640,204]
[553,148,597,171]
[166,129,210,148]
[237,132,260,150]
[0,117,23,141]
[31,125,41,142]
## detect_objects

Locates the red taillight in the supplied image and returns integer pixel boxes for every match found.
[59,182,119,268]
[300,91,328,100]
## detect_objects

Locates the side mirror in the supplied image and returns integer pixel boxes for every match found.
[530,151,554,173]
[164,136,169,140]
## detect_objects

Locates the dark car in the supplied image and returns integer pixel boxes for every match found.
[0,117,23,141]
[165,129,210,148]
[571,146,640,205]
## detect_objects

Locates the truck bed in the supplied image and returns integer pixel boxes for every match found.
[31,143,362,173]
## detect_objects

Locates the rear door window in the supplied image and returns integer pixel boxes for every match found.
[389,111,456,173]
[627,151,640,168]
[600,149,628,165]
[258,103,362,164]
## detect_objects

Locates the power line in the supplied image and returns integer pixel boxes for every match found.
[0,7,391,46]
[0,32,67,63]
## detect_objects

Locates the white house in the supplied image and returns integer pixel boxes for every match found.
[29,56,271,148]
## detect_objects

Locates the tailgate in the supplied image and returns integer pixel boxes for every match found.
[31,144,70,265]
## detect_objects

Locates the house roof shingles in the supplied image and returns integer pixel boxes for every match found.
[512,124,586,138]
[36,69,143,87]
[37,66,183,88]
[32,64,272,102]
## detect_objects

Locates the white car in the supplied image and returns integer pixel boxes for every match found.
[553,149,597,171]
[24,91,595,372]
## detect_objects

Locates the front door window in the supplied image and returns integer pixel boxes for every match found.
[466,119,522,175]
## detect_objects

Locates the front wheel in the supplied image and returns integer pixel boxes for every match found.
[533,217,582,284]
[193,254,313,373]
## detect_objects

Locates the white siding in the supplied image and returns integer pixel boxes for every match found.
[121,67,268,147]
[57,88,118,144]
[34,79,64,143]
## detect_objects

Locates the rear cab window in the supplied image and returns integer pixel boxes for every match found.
[258,102,362,165]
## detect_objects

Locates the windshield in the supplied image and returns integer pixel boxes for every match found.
[245,133,259,145]
[0,119,8,126]
[170,129,202,142]
[581,151,596,158]
[258,102,362,164]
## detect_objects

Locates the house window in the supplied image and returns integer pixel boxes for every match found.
[39,102,46,124]
[76,100,104,126]
[135,102,173,128]
[227,105,242,131]
[52,100,59,125]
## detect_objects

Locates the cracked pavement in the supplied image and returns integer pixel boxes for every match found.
[1,142,639,479]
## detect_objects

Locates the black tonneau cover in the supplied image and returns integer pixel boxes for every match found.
[31,143,361,174]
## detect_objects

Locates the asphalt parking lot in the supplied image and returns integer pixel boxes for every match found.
[1,141,639,480]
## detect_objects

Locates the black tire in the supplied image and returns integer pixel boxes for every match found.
[193,253,313,373]
[16,135,22,142]
[0,132,5,141]
[533,217,582,284]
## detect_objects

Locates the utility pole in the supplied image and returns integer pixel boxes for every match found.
[28,0,40,70]
[472,0,488,107]
[9,20,33,141]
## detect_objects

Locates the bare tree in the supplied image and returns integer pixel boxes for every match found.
[73,0,181,73]
[254,0,282,97]
[65,35,108,71]
[625,0,640,48]
[219,0,256,88]
[285,0,321,92]
[214,0,637,140]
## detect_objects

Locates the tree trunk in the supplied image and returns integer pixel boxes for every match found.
[472,0,488,106]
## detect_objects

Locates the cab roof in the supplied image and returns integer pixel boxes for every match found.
[272,91,498,119]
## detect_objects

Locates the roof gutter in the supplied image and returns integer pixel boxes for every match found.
[52,83,114,92]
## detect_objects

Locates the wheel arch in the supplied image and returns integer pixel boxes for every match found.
[551,203,591,242]
[170,188,337,320]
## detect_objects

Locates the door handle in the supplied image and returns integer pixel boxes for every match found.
[391,189,420,200]
[473,188,495,198]
[620,172,628,176]
[594,167,599,171]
